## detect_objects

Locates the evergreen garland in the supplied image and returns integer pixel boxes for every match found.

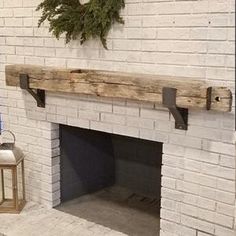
[36,0,125,49]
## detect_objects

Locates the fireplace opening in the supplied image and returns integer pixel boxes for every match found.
[56,125,162,236]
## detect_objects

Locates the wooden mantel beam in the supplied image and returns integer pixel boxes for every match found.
[5,64,232,112]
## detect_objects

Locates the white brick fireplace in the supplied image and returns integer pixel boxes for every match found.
[0,0,235,236]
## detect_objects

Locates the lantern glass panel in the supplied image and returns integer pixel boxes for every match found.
[17,163,24,204]
[5,169,13,199]
[0,169,14,209]
[0,169,3,204]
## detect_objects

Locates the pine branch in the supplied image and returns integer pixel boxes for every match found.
[36,0,125,49]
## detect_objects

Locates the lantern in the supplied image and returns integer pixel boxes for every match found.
[0,130,26,213]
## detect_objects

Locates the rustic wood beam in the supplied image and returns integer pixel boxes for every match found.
[5,64,232,112]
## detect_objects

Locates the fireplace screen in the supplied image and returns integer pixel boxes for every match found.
[57,125,162,236]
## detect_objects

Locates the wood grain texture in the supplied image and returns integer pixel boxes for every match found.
[5,64,232,112]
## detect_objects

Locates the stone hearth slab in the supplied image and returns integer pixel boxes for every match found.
[0,202,127,236]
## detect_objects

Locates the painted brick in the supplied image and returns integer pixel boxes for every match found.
[217,178,235,193]
[161,209,181,223]
[197,232,212,236]
[198,208,215,222]
[113,124,139,138]
[79,110,99,121]
[161,188,184,202]
[198,197,216,211]
[161,176,176,190]
[215,225,236,236]
[216,202,235,217]
[202,140,235,156]
[90,121,113,133]
[183,171,217,188]
[140,108,169,121]
[0,9,13,17]
[113,105,139,116]
[220,154,235,168]
[181,215,215,234]
[214,213,234,228]
[163,144,185,157]
[139,128,169,142]
[180,203,198,218]
[126,116,154,129]
[215,190,235,205]
[161,198,179,211]
[162,154,184,169]
[67,117,89,129]
[169,134,202,149]
[185,148,219,164]
[101,113,125,125]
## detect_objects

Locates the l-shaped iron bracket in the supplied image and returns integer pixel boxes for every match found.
[162,87,188,130]
[19,74,45,108]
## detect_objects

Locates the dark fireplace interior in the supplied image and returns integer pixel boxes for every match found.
[56,125,162,236]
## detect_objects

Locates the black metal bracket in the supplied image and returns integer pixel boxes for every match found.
[162,87,188,130]
[206,87,212,110]
[19,74,45,108]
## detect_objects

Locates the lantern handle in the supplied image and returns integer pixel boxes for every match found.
[0,130,16,145]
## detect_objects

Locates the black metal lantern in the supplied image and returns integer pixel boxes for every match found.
[0,130,26,213]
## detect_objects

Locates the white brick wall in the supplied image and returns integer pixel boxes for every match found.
[0,0,235,235]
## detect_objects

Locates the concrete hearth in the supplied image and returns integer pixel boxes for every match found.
[57,186,160,236]
[0,202,127,236]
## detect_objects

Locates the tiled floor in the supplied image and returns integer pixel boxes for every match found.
[0,202,127,236]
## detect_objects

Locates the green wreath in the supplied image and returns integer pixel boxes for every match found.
[36,0,125,49]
